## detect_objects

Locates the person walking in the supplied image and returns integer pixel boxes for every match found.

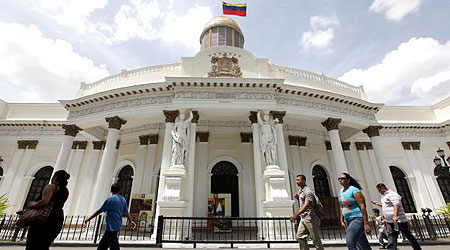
[338,173,371,250]
[84,183,136,250]
[25,170,71,250]
[372,183,422,250]
[372,208,388,249]
[290,174,324,250]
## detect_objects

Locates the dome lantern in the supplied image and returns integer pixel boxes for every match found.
[200,16,244,50]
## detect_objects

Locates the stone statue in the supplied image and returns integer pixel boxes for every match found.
[171,110,193,166]
[257,110,278,166]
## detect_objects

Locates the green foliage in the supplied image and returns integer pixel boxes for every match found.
[0,194,10,215]
[436,203,450,216]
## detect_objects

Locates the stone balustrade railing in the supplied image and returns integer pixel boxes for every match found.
[80,62,182,91]
[269,64,364,97]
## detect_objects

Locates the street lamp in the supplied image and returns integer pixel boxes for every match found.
[433,148,450,177]
[435,148,450,167]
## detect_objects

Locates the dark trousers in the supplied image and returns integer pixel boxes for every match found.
[386,222,422,250]
[97,231,120,250]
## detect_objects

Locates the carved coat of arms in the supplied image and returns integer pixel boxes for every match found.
[208,53,242,77]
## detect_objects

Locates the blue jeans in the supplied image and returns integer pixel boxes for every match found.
[378,231,387,247]
[386,222,421,250]
[345,217,371,250]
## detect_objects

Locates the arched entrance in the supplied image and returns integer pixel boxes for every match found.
[211,161,239,217]
[23,166,53,209]
[434,166,450,204]
[117,165,134,205]
[390,166,417,213]
[312,165,332,197]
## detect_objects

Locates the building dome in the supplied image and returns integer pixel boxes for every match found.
[200,16,244,50]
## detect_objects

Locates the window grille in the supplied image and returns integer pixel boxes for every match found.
[117,165,134,205]
[312,165,332,197]
[390,166,417,213]
[23,166,53,209]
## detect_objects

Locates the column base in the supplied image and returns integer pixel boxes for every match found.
[263,167,290,201]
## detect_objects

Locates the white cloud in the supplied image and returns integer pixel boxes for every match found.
[300,15,339,51]
[369,0,422,22]
[32,0,108,33]
[0,22,109,102]
[339,37,450,105]
[110,0,213,50]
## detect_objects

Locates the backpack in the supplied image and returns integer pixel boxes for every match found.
[313,194,325,220]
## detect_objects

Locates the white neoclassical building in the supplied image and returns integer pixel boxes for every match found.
[0,17,449,222]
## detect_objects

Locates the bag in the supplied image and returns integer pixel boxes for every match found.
[16,202,54,227]
[313,194,325,220]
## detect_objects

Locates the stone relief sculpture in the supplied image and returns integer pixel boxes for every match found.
[171,110,193,166]
[257,110,278,166]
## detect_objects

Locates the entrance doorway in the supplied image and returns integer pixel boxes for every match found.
[211,161,239,217]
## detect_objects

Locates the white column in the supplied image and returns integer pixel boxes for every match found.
[363,126,396,191]
[250,116,264,217]
[153,111,177,237]
[355,143,379,207]
[321,118,348,176]
[298,142,313,188]
[186,120,197,217]
[10,144,37,211]
[0,143,25,196]
[142,136,158,194]
[54,125,82,172]
[288,136,301,209]
[134,136,148,194]
[67,142,87,215]
[342,143,357,177]
[91,116,126,211]
[366,147,383,183]
[325,142,339,196]
[194,133,209,216]
[78,142,103,215]
[241,133,256,217]
[413,143,445,208]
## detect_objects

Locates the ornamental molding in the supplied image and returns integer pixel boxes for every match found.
[174,90,275,101]
[121,123,163,135]
[285,125,326,136]
[68,93,173,119]
[208,53,242,78]
[380,129,448,138]
[0,126,64,136]
[277,96,376,121]
[197,120,250,127]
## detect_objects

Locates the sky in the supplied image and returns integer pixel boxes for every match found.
[0,0,449,106]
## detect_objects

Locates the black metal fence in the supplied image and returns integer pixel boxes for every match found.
[156,214,450,247]
[0,214,154,243]
[0,213,449,247]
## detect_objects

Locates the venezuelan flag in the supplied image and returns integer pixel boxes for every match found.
[223,2,247,17]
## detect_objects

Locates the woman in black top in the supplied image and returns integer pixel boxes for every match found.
[25,170,70,250]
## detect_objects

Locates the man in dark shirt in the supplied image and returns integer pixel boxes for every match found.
[85,183,136,250]
[290,175,324,250]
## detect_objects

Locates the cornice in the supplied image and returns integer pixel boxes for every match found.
[0,122,64,136]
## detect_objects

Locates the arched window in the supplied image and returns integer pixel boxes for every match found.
[211,161,240,217]
[390,166,417,213]
[312,165,332,197]
[0,166,3,182]
[434,166,450,204]
[23,166,53,209]
[117,165,134,205]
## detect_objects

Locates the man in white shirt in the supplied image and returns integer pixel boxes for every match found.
[372,183,421,250]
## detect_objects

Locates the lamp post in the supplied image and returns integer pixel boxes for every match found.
[433,148,450,177]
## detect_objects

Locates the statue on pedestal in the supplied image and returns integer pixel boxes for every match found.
[171,110,193,166]
[257,110,278,166]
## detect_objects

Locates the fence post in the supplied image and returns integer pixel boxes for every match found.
[423,214,436,240]
[93,215,102,244]
[156,215,164,246]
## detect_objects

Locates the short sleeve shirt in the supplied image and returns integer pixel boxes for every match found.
[380,189,408,223]
[298,186,317,220]
[99,194,128,231]
[338,186,363,219]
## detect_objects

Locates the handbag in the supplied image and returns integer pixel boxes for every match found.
[16,202,54,227]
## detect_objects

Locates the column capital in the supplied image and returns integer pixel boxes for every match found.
[288,136,298,146]
[93,141,106,150]
[62,124,82,137]
[365,142,373,150]
[325,141,332,150]
[139,135,149,145]
[355,142,365,151]
[362,125,383,138]
[249,111,258,124]
[192,111,200,123]
[105,116,127,130]
[321,118,341,131]
[402,142,412,150]
[163,110,179,123]
[298,137,307,147]
[410,141,420,150]
[18,140,39,149]
[447,142,450,149]
[269,111,286,124]
[342,142,351,151]
[240,132,252,143]
[197,132,209,142]
[72,141,88,150]
[149,134,159,144]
